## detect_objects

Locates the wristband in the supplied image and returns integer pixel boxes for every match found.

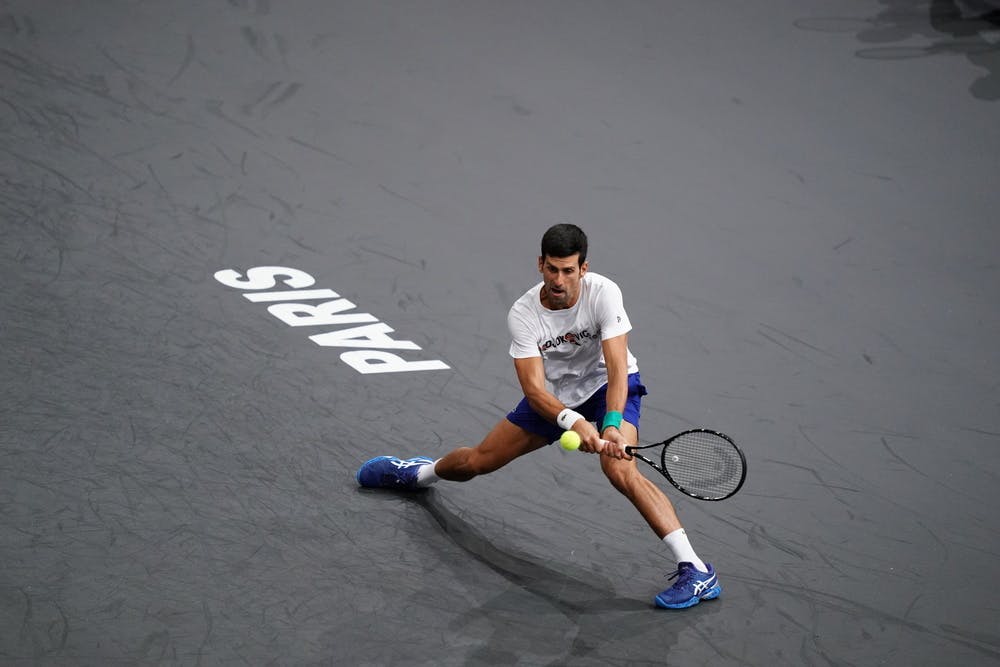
[556,408,585,431]
[601,410,623,431]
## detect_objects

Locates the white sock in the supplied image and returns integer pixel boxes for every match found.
[662,528,708,573]
[415,459,441,487]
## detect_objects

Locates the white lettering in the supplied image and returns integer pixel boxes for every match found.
[340,351,450,374]
[245,288,340,303]
[214,266,315,291]
[268,300,378,327]
[215,265,450,374]
[310,322,420,350]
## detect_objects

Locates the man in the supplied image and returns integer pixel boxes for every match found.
[356,223,720,609]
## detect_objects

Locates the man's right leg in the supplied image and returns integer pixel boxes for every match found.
[356,418,548,489]
[435,418,549,482]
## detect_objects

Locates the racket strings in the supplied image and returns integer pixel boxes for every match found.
[663,431,743,499]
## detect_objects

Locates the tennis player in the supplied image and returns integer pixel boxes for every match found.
[357,223,721,609]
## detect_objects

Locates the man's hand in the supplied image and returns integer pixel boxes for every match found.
[573,420,604,454]
[597,426,633,460]
[571,423,632,459]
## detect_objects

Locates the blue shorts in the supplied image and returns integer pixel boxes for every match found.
[506,372,648,443]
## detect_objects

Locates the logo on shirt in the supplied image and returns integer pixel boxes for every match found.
[539,328,599,353]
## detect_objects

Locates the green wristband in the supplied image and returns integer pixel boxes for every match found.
[602,410,623,431]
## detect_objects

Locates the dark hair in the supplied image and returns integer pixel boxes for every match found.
[540,223,588,265]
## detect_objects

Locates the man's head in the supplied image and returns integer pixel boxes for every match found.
[540,223,587,266]
[538,223,588,309]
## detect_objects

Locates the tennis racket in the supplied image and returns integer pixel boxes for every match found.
[621,429,747,501]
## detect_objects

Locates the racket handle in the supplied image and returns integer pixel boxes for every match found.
[599,439,633,458]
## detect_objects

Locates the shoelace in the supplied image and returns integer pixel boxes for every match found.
[665,565,696,584]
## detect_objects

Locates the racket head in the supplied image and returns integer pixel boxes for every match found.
[659,429,746,501]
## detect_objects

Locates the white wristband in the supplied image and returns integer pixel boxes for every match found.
[556,408,585,431]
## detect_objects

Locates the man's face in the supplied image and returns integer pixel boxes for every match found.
[538,253,587,309]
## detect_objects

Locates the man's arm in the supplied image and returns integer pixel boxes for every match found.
[512,356,604,450]
[599,333,631,459]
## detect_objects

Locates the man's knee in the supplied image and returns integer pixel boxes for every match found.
[601,456,642,492]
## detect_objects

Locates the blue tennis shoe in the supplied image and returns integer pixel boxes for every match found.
[654,562,722,609]
[356,456,433,490]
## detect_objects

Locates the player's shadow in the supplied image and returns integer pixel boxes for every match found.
[795,0,1000,101]
[401,489,720,665]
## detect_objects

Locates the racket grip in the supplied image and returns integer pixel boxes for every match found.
[599,440,633,458]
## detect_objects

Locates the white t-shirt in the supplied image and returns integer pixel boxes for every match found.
[507,272,638,408]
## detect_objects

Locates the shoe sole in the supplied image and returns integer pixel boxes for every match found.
[654,584,722,609]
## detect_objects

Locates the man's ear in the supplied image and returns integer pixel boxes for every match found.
[580,260,589,276]
[537,256,545,272]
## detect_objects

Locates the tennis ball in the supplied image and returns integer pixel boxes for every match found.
[560,430,581,451]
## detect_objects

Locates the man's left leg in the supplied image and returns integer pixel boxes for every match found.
[599,420,681,538]
[600,420,722,609]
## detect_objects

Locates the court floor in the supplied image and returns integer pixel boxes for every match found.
[2,1,999,664]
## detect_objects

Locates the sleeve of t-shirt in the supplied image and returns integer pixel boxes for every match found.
[508,306,541,358]
[595,279,633,340]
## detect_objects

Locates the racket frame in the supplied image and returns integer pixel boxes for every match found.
[624,428,747,501]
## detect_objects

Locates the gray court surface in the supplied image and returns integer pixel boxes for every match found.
[3,1,999,665]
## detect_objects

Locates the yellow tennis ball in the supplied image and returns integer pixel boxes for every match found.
[560,430,581,451]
